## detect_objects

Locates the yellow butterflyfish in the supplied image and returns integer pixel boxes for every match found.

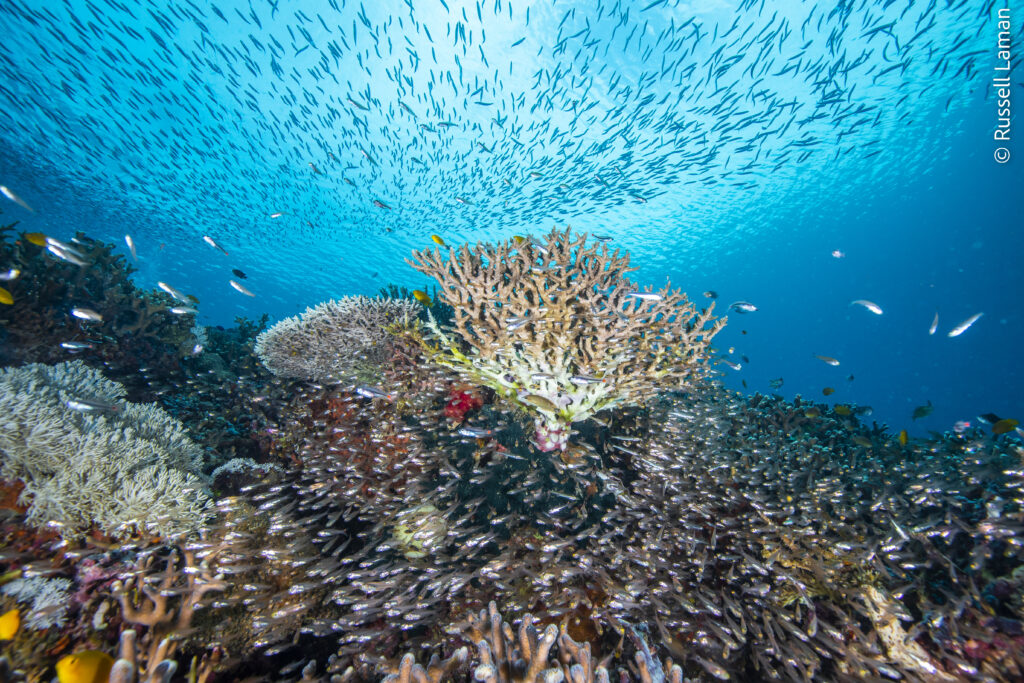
[0,608,19,639]
[55,650,114,683]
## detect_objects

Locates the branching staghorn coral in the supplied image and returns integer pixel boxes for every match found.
[0,361,211,538]
[111,547,227,676]
[408,227,724,451]
[254,295,422,382]
[379,602,680,683]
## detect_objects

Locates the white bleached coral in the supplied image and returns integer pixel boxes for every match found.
[0,361,211,538]
[254,295,421,382]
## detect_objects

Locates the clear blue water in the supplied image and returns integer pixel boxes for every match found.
[0,0,1020,436]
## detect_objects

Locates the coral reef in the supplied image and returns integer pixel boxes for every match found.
[408,227,723,451]
[164,315,284,484]
[379,283,455,328]
[0,361,211,538]
[1,226,1023,683]
[254,295,422,383]
[0,225,197,401]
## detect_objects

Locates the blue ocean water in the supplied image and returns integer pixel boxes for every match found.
[0,0,1020,437]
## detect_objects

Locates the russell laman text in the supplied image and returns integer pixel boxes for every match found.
[994,7,1011,141]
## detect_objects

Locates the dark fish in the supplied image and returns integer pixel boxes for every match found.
[912,401,934,420]
[232,268,248,279]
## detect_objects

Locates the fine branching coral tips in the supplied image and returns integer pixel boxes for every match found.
[408,227,725,452]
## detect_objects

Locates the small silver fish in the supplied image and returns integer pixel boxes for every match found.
[457,426,500,438]
[169,306,197,315]
[850,299,883,315]
[928,311,938,335]
[230,279,255,297]
[203,235,229,255]
[627,292,663,302]
[592,234,612,242]
[60,341,95,351]
[722,359,742,371]
[947,312,982,337]
[70,307,103,322]
[0,268,20,281]
[0,185,34,212]
[531,372,554,380]
[157,281,189,301]
[815,355,840,366]
[743,582,771,597]
[46,242,88,267]
[67,398,118,412]
[125,235,137,260]
[569,374,602,385]
[729,301,757,313]
[355,386,395,400]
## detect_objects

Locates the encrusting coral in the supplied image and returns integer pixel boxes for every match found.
[0,361,211,538]
[408,227,724,451]
[254,295,422,383]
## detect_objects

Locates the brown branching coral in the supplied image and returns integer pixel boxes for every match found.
[380,603,682,683]
[111,547,226,673]
[408,227,724,451]
[464,602,610,683]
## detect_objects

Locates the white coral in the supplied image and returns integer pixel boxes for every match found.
[254,295,421,382]
[0,361,211,538]
[1,577,72,630]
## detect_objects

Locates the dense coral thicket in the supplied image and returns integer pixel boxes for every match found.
[254,295,422,383]
[0,361,211,538]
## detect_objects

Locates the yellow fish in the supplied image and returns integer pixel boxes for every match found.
[833,405,852,416]
[512,235,527,245]
[0,608,19,639]
[24,232,47,247]
[0,286,12,305]
[853,435,872,447]
[412,289,433,307]
[993,418,1019,435]
[803,407,821,418]
[822,387,834,396]
[56,650,114,683]
[430,234,446,247]
[899,429,908,446]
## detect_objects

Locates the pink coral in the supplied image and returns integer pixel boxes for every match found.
[444,385,483,424]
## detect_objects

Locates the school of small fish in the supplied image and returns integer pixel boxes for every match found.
[0,0,1002,267]
[0,1,1017,679]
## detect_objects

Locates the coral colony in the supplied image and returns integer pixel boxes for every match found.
[1,224,1024,681]
[408,227,724,452]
